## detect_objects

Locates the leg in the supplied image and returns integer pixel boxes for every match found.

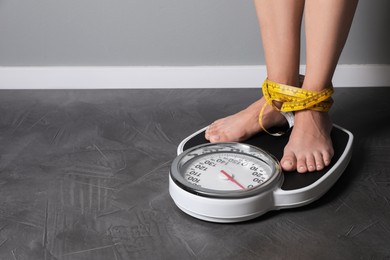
[205,0,305,142]
[281,0,358,173]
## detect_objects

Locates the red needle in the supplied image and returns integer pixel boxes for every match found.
[220,170,246,190]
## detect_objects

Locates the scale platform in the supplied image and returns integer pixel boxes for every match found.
[173,124,353,220]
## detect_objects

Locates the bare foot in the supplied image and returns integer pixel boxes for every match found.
[205,97,286,142]
[205,96,334,173]
[281,110,334,173]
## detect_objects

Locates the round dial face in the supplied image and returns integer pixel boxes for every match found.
[171,143,281,198]
[183,153,271,190]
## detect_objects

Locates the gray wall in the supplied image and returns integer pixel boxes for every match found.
[0,0,389,66]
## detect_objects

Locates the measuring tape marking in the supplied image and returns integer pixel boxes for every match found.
[259,78,333,136]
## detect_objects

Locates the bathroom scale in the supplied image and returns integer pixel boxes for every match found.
[169,124,353,223]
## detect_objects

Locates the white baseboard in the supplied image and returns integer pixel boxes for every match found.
[0,64,389,89]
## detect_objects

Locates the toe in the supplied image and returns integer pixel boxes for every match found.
[296,156,307,173]
[281,151,296,172]
[205,127,210,140]
[306,154,316,172]
[313,151,325,170]
[205,124,220,142]
[323,150,333,167]
[205,126,214,141]
[209,135,221,143]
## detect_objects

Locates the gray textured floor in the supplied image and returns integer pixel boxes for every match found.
[0,87,389,260]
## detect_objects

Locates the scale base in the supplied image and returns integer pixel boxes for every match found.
[175,201,265,223]
[171,124,353,222]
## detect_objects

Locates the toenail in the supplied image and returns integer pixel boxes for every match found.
[324,160,330,166]
[211,135,220,141]
[282,160,292,167]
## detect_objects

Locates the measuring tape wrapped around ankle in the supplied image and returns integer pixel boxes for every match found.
[259,78,334,136]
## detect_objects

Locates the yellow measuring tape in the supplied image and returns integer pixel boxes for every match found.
[259,78,334,136]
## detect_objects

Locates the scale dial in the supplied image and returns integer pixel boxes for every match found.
[170,143,282,198]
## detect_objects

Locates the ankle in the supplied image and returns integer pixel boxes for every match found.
[267,74,301,87]
[294,110,333,132]
[301,76,333,92]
